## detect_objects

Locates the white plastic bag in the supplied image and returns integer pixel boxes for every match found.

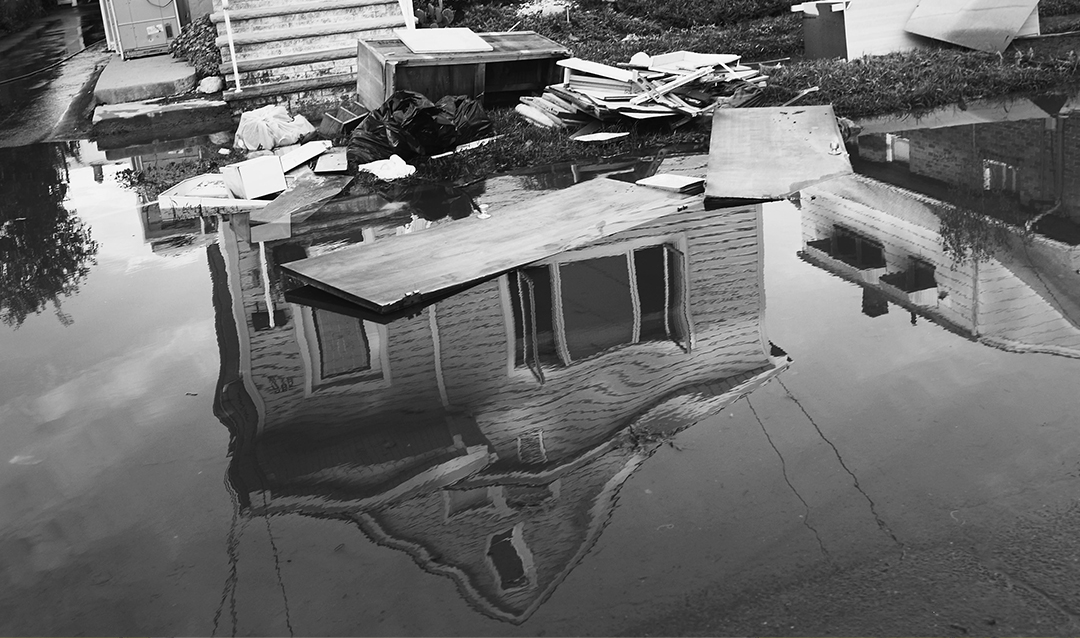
[234,105,317,151]
[357,154,416,181]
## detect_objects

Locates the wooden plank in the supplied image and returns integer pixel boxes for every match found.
[904,0,1040,52]
[281,175,704,313]
[705,105,852,200]
[557,58,636,83]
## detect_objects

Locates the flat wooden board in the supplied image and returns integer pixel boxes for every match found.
[705,105,852,200]
[314,150,348,173]
[367,31,567,65]
[905,0,1040,52]
[557,58,636,83]
[636,174,704,193]
[281,175,702,313]
[394,27,494,53]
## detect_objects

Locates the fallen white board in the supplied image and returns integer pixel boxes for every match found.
[394,27,493,53]
[905,0,1041,53]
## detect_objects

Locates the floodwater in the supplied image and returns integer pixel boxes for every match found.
[3,99,1080,637]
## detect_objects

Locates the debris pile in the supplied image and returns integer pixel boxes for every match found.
[169,14,222,79]
[515,51,770,132]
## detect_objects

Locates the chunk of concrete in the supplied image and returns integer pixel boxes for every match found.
[93,54,197,104]
[198,76,224,94]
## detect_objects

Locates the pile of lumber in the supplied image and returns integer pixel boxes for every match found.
[514,51,770,132]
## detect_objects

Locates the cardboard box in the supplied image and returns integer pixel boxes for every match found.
[221,156,287,200]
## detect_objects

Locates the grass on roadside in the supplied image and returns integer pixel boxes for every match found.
[457,5,802,63]
[763,47,1080,118]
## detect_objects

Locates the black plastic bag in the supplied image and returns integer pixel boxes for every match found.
[434,94,493,147]
[348,91,492,167]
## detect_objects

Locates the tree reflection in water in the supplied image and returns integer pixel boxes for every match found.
[0,144,98,329]
[935,185,1036,264]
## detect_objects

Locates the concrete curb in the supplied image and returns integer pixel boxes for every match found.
[93,53,197,104]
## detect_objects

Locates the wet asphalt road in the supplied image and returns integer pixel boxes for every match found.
[0,5,111,146]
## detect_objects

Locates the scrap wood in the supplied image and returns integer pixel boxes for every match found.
[515,103,566,128]
[429,135,503,159]
[557,57,636,83]
[630,65,715,105]
[250,173,354,227]
[279,140,332,172]
[520,95,575,119]
[280,174,704,314]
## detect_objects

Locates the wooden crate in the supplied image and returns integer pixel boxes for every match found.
[356,31,570,110]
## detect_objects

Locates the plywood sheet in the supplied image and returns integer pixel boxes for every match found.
[905,0,1040,52]
[281,175,702,313]
[395,27,493,53]
[705,105,852,200]
[843,0,923,58]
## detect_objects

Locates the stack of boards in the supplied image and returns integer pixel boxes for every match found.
[514,51,770,134]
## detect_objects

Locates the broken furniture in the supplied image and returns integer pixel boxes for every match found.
[791,0,1039,59]
[318,98,367,139]
[356,31,570,110]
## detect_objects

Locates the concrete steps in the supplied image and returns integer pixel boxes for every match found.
[211,0,411,111]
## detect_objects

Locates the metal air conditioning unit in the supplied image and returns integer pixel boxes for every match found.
[99,0,181,59]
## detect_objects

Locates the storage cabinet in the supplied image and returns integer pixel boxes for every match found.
[356,31,570,109]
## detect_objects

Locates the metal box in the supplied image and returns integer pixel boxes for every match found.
[101,0,181,59]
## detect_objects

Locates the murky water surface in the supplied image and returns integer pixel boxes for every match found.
[2,100,1080,635]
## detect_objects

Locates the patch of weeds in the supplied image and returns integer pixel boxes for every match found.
[409,108,709,183]
[1038,0,1080,17]
[763,47,1080,119]
[115,149,246,200]
[615,0,790,29]
[458,5,802,64]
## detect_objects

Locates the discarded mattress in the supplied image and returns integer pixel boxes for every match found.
[705,105,852,200]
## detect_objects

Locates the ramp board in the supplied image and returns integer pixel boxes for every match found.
[705,105,852,201]
[905,0,1040,53]
[281,176,702,313]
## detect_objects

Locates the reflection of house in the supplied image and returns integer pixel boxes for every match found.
[209,195,788,623]
[801,173,1080,358]
[855,102,1080,224]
